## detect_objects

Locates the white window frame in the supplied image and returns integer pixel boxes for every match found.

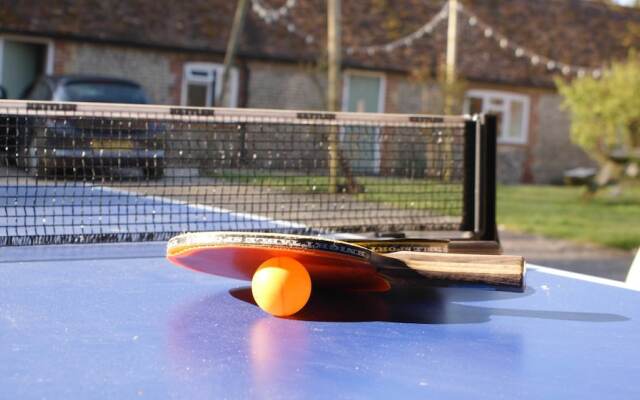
[0,35,54,91]
[341,70,386,113]
[464,89,530,145]
[180,62,238,107]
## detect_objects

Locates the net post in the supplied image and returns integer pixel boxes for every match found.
[462,114,498,241]
[461,118,477,234]
[481,114,499,242]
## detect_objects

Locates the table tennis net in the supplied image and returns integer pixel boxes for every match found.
[0,101,485,246]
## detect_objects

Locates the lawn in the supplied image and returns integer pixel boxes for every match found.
[209,169,463,215]
[497,181,640,250]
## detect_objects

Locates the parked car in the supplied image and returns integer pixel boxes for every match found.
[2,75,165,179]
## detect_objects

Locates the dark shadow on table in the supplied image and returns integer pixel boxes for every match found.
[230,285,629,324]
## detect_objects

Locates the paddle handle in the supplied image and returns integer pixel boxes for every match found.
[385,252,525,289]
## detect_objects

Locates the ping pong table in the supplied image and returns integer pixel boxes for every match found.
[1,241,639,399]
[2,102,639,399]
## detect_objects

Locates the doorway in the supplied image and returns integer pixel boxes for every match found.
[0,38,52,99]
[341,71,386,175]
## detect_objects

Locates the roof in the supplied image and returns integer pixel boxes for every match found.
[1,0,639,87]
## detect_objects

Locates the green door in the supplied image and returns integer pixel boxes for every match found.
[1,40,47,99]
[342,73,384,175]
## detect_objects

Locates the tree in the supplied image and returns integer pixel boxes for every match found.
[556,53,640,164]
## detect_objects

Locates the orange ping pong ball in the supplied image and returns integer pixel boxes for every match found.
[251,256,312,317]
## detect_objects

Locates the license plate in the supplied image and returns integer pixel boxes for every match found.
[91,139,134,150]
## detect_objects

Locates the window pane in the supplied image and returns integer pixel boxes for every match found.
[191,70,209,78]
[508,100,524,139]
[489,97,504,107]
[468,97,483,114]
[491,111,504,140]
[187,83,207,107]
[210,72,219,106]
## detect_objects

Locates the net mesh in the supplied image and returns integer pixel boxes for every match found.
[1,101,472,246]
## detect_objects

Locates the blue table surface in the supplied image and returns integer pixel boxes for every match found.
[1,242,639,399]
[1,185,300,240]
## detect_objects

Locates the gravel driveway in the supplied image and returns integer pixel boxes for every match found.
[500,228,635,282]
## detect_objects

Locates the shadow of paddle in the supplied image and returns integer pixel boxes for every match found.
[229,286,629,324]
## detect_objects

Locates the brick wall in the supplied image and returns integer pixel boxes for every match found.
[531,94,596,183]
[385,74,424,114]
[55,41,176,104]
[247,61,326,110]
[383,73,452,115]
[496,146,528,183]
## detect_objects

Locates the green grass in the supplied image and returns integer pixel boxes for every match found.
[497,182,640,250]
[209,169,462,215]
[212,168,332,193]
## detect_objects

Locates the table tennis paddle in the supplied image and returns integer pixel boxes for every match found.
[166,232,525,293]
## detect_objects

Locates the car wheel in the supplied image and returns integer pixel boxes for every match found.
[2,116,20,166]
[143,160,164,180]
[26,137,51,178]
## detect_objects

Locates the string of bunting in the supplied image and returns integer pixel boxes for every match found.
[457,3,603,78]
[345,3,449,55]
[249,0,605,77]
[250,0,316,44]
[251,0,297,24]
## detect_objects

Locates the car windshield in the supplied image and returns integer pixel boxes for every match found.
[60,81,148,104]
